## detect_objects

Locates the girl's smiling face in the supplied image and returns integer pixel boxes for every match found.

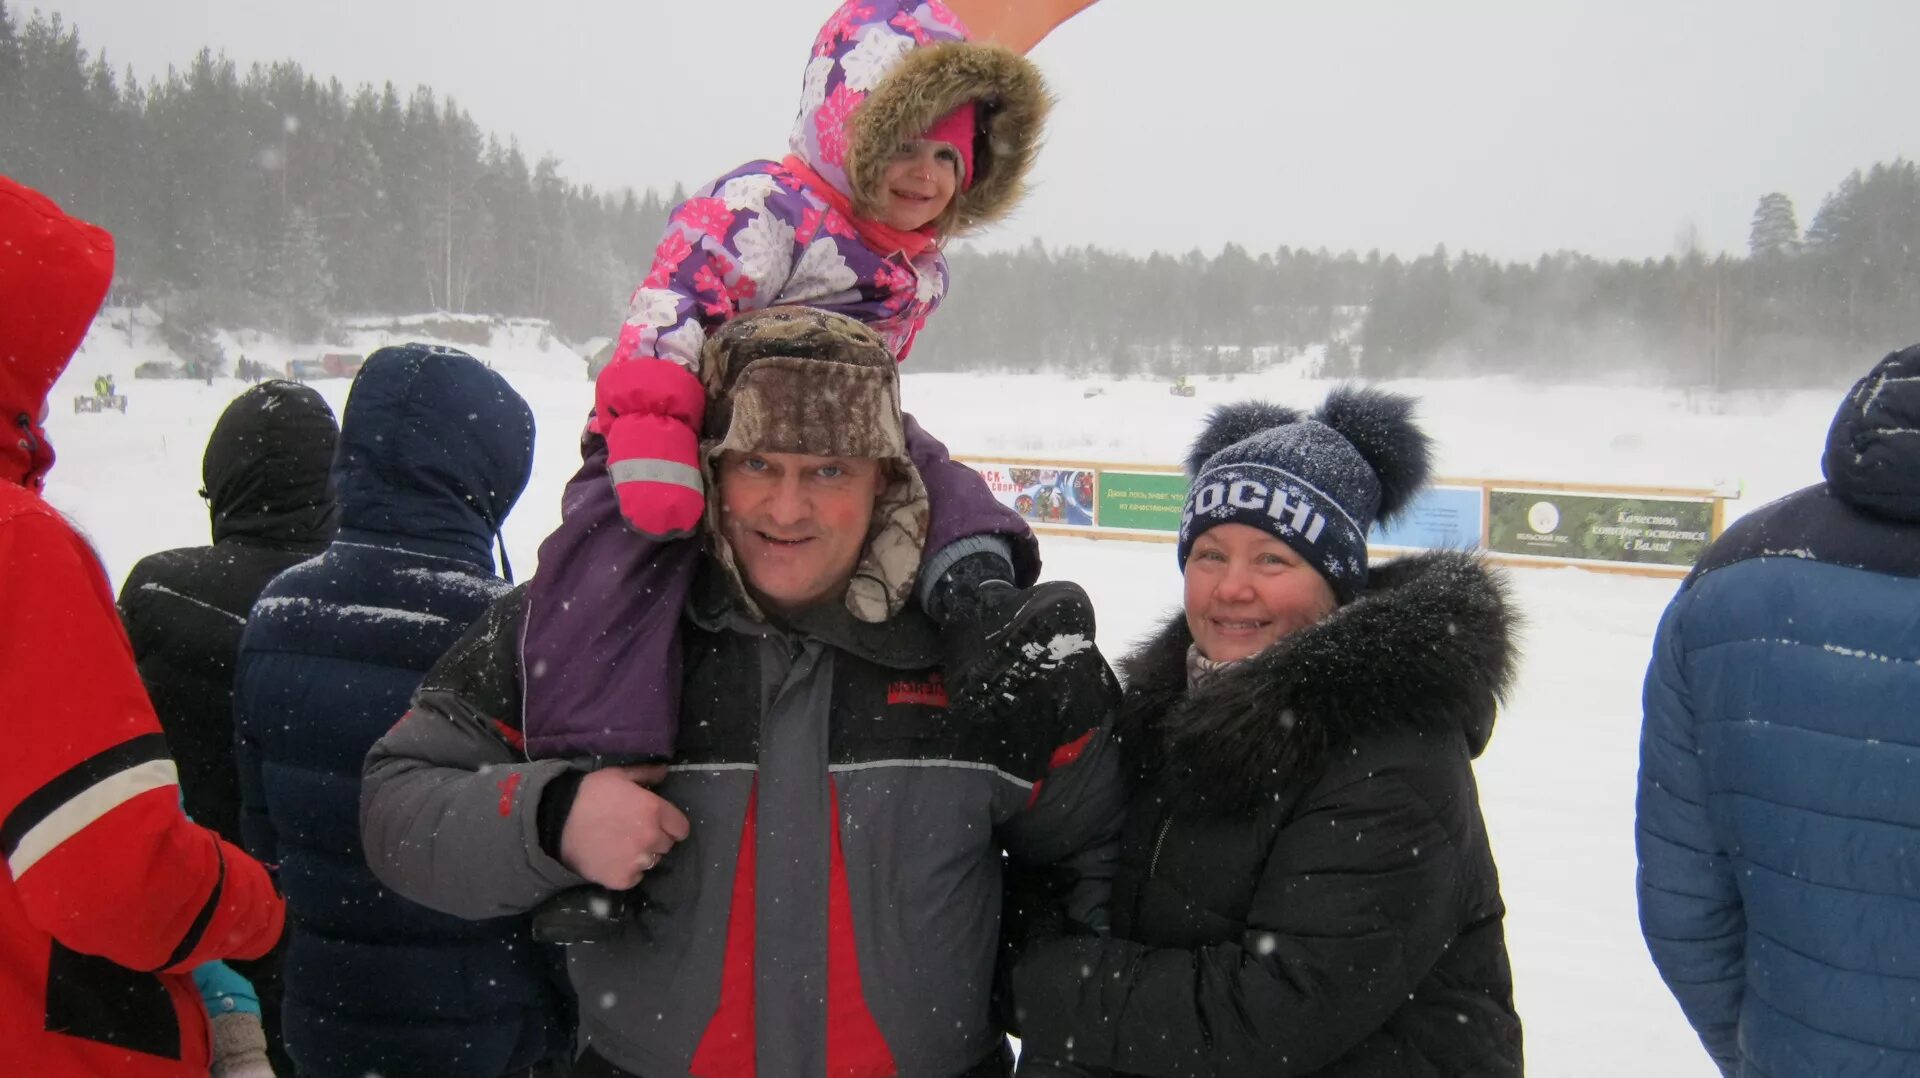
[877,139,961,231]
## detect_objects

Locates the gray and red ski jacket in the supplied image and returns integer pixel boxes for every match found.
[362,565,1122,1078]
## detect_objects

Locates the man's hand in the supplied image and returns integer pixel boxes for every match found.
[558,765,690,891]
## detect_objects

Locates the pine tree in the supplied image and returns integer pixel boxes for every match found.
[1747,192,1799,258]
[1805,171,1862,251]
[0,1,22,125]
[269,206,334,342]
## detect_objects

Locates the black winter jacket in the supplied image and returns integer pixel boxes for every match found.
[117,379,338,845]
[1013,551,1524,1076]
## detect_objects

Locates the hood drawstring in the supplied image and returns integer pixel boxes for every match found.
[15,412,55,492]
[496,532,514,584]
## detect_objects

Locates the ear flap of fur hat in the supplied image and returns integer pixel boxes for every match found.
[1185,401,1304,477]
[1314,385,1432,523]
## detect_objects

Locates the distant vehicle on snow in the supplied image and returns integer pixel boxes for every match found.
[75,373,127,413]
[287,352,365,381]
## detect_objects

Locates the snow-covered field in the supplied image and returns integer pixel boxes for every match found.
[45,315,1860,1075]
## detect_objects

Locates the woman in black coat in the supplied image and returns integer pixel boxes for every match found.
[1013,390,1524,1076]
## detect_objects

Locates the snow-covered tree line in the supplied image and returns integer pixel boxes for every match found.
[4,3,1913,387]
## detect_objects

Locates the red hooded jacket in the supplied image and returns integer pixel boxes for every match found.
[0,176,285,1075]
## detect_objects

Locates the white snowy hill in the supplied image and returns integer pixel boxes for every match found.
[46,311,1862,1075]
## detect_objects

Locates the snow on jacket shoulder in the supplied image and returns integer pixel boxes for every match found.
[0,483,284,1078]
[231,344,560,1078]
[1637,346,1920,1077]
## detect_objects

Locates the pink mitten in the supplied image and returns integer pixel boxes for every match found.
[597,357,708,539]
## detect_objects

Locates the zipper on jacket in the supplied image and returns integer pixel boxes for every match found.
[1148,816,1172,879]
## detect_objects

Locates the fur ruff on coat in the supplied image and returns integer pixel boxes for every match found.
[1115,550,1518,816]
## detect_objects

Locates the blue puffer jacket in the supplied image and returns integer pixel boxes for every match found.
[234,344,566,1078]
[1637,345,1920,1078]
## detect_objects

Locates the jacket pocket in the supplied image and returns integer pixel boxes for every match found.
[44,939,183,1059]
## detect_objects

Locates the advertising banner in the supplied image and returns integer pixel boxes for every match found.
[973,462,1099,528]
[1369,485,1484,551]
[1095,471,1188,532]
[1487,490,1713,567]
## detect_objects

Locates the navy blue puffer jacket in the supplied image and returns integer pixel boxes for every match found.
[1636,345,1920,1077]
[234,344,566,1077]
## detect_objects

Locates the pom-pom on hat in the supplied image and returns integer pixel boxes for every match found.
[1177,387,1433,603]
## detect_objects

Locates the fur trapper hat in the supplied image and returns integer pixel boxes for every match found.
[699,306,929,622]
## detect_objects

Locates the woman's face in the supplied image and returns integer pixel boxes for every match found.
[1183,523,1338,663]
[877,139,960,231]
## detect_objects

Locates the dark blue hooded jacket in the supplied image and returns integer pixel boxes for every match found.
[233,344,565,1077]
[1637,345,1920,1077]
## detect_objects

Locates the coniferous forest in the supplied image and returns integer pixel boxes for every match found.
[4,4,1916,387]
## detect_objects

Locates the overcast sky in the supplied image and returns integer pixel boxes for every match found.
[28,0,1918,261]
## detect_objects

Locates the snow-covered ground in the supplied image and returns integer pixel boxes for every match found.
[45,315,1859,1075]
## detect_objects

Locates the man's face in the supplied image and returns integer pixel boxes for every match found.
[718,449,887,617]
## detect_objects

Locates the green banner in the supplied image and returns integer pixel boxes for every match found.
[1487,490,1713,566]
[1097,471,1188,532]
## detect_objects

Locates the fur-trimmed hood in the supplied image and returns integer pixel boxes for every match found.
[788,0,1049,237]
[1114,550,1519,815]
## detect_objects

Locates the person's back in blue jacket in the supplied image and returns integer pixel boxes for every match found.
[1637,344,1920,1077]
[234,343,567,1077]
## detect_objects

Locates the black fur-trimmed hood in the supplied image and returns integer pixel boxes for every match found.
[1114,550,1518,815]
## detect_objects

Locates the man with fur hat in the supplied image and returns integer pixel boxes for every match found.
[363,308,1124,1078]
[1637,345,1920,1076]
[1011,389,1523,1076]
[519,6,1098,948]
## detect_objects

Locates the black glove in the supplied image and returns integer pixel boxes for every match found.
[937,575,1103,720]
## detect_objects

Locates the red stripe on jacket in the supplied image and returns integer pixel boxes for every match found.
[691,788,758,1077]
